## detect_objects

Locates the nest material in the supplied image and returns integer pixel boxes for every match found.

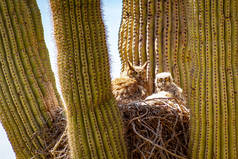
[39,97,189,159]
[47,108,69,159]
[50,128,70,159]
[30,107,69,159]
[119,98,190,159]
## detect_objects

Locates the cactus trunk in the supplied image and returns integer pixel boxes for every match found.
[0,0,63,158]
[120,0,238,158]
[119,0,190,95]
[187,0,238,158]
[50,0,127,158]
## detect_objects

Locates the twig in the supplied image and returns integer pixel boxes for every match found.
[132,123,187,159]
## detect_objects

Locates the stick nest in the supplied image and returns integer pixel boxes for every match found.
[40,98,189,159]
[48,107,69,159]
[32,107,69,159]
[119,98,190,159]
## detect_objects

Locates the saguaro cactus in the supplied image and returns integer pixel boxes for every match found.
[120,0,238,158]
[119,0,190,95]
[187,0,238,158]
[50,0,127,158]
[0,0,63,158]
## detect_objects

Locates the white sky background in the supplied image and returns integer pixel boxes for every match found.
[0,0,122,158]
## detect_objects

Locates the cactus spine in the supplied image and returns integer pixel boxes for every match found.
[0,0,63,158]
[119,0,190,95]
[50,0,127,158]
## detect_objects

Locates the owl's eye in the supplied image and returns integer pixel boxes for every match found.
[131,71,137,76]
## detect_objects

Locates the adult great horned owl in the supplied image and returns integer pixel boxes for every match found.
[155,72,185,102]
[112,61,149,104]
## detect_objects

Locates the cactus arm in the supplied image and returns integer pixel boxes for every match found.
[50,0,127,158]
[0,0,63,158]
[0,0,45,151]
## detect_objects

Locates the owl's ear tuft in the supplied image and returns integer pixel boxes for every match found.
[142,61,148,70]
[127,61,135,71]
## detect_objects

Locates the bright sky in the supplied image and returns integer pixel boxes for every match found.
[0,0,122,158]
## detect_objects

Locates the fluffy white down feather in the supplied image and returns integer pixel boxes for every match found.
[145,91,173,100]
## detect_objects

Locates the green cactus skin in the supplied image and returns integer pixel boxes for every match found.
[50,0,127,158]
[0,0,63,158]
[119,0,190,96]
[187,0,238,158]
